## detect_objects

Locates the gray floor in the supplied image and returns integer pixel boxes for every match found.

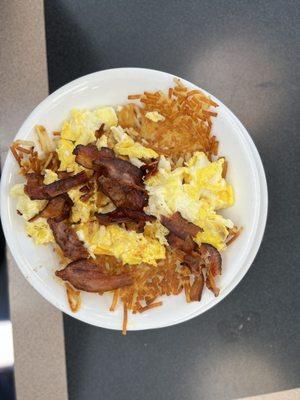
[46,0,299,399]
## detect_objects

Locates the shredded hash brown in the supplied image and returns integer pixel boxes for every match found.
[118,79,219,161]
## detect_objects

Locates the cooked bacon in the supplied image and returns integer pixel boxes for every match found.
[161,212,202,240]
[182,243,222,277]
[73,144,99,169]
[167,233,196,253]
[25,185,48,200]
[99,176,148,210]
[57,171,73,179]
[164,214,222,293]
[199,243,222,277]
[24,173,49,200]
[140,159,159,180]
[98,147,115,158]
[30,194,73,222]
[94,157,144,188]
[55,259,133,292]
[190,272,204,301]
[25,172,43,186]
[96,208,155,226]
[79,185,89,193]
[44,171,88,197]
[206,270,220,297]
[183,253,203,273]
[95,123,105,138]
[73,144,114,169]
[48,219,89,261]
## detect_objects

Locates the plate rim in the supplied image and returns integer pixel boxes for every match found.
[0,67,268,330]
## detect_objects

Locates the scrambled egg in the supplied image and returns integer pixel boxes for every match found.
[57,107,118,171]
[144,220,169,246]
[145,111,165,122]
[43,169,58,184]
[77,222,165,266]
[25,218,54,245]
[146,152,234,250]
[112,126,158,159]
[10,185,53,245]
[68,188,97,223]
[56,139,84,173]
[96,134,108,149]
[184,153,234,210]
[61,107,118,145]
[10,184,47,221]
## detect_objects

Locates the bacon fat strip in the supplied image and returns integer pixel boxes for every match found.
[96,208,155,226]
[30,194,73,222]
[48,219,89,261]
[44,171,88,197]
[161,212,202,240]
[55,259,133,292]
[99,176,148,210]
[73,144,114,170]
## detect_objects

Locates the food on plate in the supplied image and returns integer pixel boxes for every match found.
[10,79,242,334]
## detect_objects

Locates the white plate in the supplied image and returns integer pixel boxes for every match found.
[0,68,268,331]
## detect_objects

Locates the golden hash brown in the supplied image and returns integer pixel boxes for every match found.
[118,78,219,161]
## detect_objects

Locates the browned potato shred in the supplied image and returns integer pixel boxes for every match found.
[118,79,219,161]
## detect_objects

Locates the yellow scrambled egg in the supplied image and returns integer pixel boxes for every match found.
[68,188,98,224]
[76,222,165,266]
[57,107,118,171]
[96,134,108,149]
[61,107,118,145]
[112,126,158,159]
[43,169,58,184]
[10,184,54,244]
[145,111,165,122]
[25,218,54,245]
[10,184,47,221]
[144,220,169,246]
[56,139,85,173]
[146,152,234,250]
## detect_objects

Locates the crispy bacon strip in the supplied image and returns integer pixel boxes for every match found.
[48,219,89,261]
[163,212,222,296]
[161,212,202,240]
[140,159,159,180]
[94,157,144,188]
[199,243,222,277]
[166,233,196,253]
[44,171,88,197]
[206,270,220,297]
[182,243,222,276]
[57,171,73,179]
[96,208,155,226]
[73,144,114,169]
[95,123,105,139]
[190,272,205,301]
[183,253,203,273]
[55,259,133,292]
[24,173,49,200]
[30,194,73,222]
[99,176,148,210]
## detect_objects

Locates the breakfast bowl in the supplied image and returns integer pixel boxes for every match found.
[0,68,268,332]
